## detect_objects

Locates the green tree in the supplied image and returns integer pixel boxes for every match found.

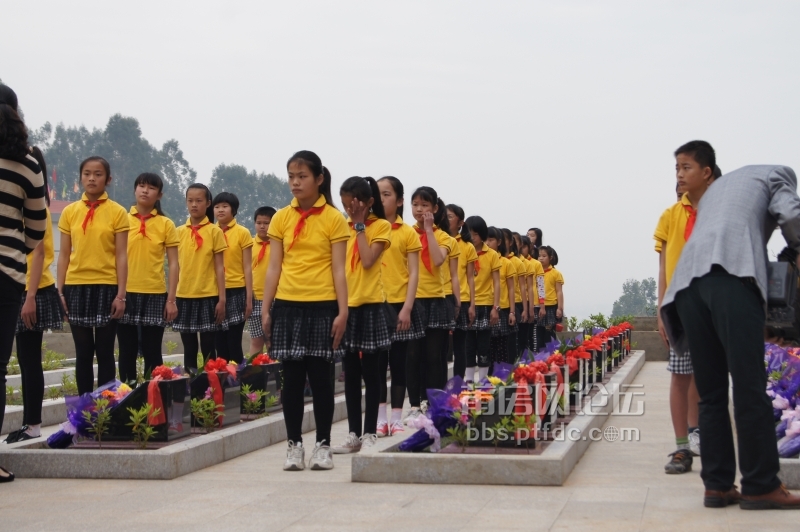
[209,164,293,231]
[611,278,657,317]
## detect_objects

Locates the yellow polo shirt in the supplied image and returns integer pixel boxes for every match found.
[474,243,501,306]
[218,219,253,289]
[509,253,527,304]
[251,236,270,300]
[527,256,546,305]
[653,193,693,288]
[498,256,517,309]
[58,192,129,286]
[414,225,454,299]
[126,207,179,294]
[381,216,422,304]
[543,267,564,306]
[26,209,55,290]
[268,195,350,302]
[176,217,227,298]
[441,234,461,296]
[453,235,478,302]
[346,214,392,307]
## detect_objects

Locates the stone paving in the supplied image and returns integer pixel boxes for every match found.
[1,362,798,531]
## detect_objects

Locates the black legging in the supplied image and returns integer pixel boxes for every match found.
[282,356,334,444]
[117,324,164,382]
[407,328,449,405]
[215,321,246,363]
[507,330,518,364]
[379,341,407,409]
[466,329,492,369]
[71,323,118,395]
[518,322,529,353]
[0,273,22,433]
[15,330,44,425]
[453,329,467,378]
[181,332,216,371]
[344,350,382,436]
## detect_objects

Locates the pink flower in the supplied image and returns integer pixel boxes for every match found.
[204,387,213,400]
[247,392,259,402]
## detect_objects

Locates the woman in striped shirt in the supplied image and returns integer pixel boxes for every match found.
[0,84,47,483]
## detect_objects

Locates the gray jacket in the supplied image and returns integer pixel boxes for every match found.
[661,165,800,355]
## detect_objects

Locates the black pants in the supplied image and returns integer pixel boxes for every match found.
[453,329,467,378]
[506,330,518,363]
[344,350,382,436]
[466,329,492,368]
[674,269,781,496]
[538,325,554,348]
[518,322,529,352]
[117,324,164,383]
[282,356,334,444]
[407,329,448,406]
[379,341,408,409]
[215,321,246,363]
[15,330,44,425]
[71,323,118,395]
[181,332,216,371]
[0,273,23,431]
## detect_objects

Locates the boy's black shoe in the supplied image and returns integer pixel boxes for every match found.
[704,486,741,508]
[664,449,693,474]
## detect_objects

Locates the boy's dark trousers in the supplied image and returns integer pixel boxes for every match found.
[674,268,781,496]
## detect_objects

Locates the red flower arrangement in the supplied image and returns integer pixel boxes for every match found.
[205,358,229,373]
[251,353,275,366]
[151,365,178,380]
[546,353,565,367]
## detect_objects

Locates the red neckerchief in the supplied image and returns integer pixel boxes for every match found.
[288,205,326,250]
[190,222,208,250]
[82,198,106,233]
[221,224,232,245]
[414,225,436,273]
[255,239,269,265]
[349,219,377,271]
[391,222,402,230]
[543,267,552,273]
[683,204,697,241]
[474,247,487,274]
[134,212,154,240]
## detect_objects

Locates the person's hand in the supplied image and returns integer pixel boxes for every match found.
[262,311,272,341]
[215,300,226,324]
[538,306,546,319]
[349,198,369,224]
[21,297,37,329]
[555,308,562,319]
[508,312,516,327]
[331,313,347,350]
[489,307,499,326]
[397,307,411,332]
[422,211,435,232]
[59,293,69,316]
[163,300,178,322]
[453,303,461,321]
[244,299,253,321]
[521,308,529,323]
[657,313,669,348]
[468,305,476,327]
[111,297,125,319]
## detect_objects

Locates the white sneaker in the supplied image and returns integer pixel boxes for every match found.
[404,407,422,425]
[389,420,405,436]
[360,433,378,449]
[331,432,362,454]
[309,441,334,470]
[283,441,305,471]
[376,421,389,438]
[689,430,700,457]
[420,400,429,414]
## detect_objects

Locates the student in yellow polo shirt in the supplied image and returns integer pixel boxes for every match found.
[262,151,350,471]
[57,156,129,395]
[172,184,227,371]
[213,192,253,364]
[331,177,392,454]
[248,206,276,356]
[377,176,422,432]
[487,226,516,365]
[117,173,179,383]
[445,204,477,381]
[504,228,528,361]
[538,245,565,347]
[464,216,501,383]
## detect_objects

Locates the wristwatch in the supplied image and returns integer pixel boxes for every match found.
[354,222,366,233]
[494,306,501,312]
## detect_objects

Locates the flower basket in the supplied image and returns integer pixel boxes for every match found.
[469,384,538,448]
[190,371,240,428]
[606,339,614,372]
[542,372,559,431]
[570,360,588,409]
[238,362,281,415]
[104,377,190,442]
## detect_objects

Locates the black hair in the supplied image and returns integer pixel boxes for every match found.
[539,245,559,266]
[500,228,517,256]
[286,150,335,208]
[511,231,523,255]
[446,204,471,243]
[133,172,165,215]
[488,226,506,255]
[186,183,214,222]
[528,227,543,246]
[340,176,387,220]
[29,146,50,207]
[378,176,404,218]
[713,165,722,179]
[411,186,447,229]
[0,85,28,161]
[519,235,531,255]
[674,140,716,174]
[79,156,112,184]
[212,191,240,217]
[465,215,488,243]
[254,206,276,220]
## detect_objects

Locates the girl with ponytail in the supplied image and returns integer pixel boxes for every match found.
[331,177,393,453]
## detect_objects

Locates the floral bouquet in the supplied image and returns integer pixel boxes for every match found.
[399,388,462,452]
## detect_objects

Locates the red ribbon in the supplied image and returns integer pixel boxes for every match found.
[81,199,106,233]
[206,371,225,427]
[683,204,696,241]
[147,376,166,425]
[221,224,231,244]
[288,206,325,250]
[255,240,269,265]
[135,212,154,240]
[349,219,376,271]
[391,222,402,230]
[474,249,486,274]
[414,226,434,274]
[190,222,208,250]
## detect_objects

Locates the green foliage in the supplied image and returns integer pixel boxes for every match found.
[190,395,224,432]
[126,403,161,449]
[41,344,66,371]
[46,386,63,401]
[611,278,657,318]
[610,314,635,326]
[165,341,178,356]
[612,349,621,359]
[240,384,266,416]
[135,358,145,385]
[7,353,19,375]
[444,411,469,452]
[209,164,293,231]
[508,415,535,449]
[491,417,514,452]
[61,373,78,396]
[588,313,610,329]
[164,360,178,368]
[565,316,578,332]
[81,397,112,447]
[5,385,22,406]
[578,319,595,332]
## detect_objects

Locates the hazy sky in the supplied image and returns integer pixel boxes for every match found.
[3,1,800,319]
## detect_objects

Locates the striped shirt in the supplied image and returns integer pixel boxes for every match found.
[0,154,47,288]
